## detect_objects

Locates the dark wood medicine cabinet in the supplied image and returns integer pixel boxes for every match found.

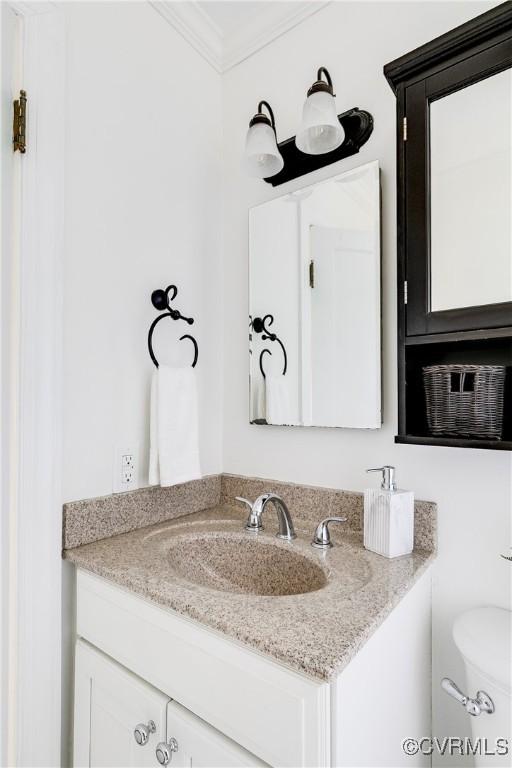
[384,2,512,451]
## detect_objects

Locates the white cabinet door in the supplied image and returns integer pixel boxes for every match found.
[74,640,170,768]
[165,700,267,768]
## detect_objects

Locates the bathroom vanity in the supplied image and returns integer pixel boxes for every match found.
[64,476,436,768]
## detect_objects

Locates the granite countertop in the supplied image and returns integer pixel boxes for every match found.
[64,503,435,681]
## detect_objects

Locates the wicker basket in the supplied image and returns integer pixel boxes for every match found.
[423,364,506,439]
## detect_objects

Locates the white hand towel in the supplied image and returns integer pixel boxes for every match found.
[149,366,201,487]
[149,371,159,486]
[265,374,293,426]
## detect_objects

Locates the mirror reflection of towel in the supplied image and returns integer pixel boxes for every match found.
[266,374,292,425]
[251,378,266,424]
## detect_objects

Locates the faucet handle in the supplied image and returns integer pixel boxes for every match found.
[236,496,263,533]
[235,496,253,511]
[311,517,347,549]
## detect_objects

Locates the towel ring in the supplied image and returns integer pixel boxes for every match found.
[253,314,287,376]
[148,284,198,368]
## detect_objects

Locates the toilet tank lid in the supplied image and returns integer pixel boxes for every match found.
[453,607,511,692]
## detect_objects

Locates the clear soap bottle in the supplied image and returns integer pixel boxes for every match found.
[363,466,414,558]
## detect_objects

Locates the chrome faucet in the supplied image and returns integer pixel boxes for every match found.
[235,493,296,541]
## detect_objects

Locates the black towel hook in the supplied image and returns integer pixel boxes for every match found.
[252,314,287,377]
[148,284,198,368]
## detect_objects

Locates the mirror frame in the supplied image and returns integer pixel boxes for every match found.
[385,3,512,337]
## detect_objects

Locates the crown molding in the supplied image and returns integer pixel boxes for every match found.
[8,1,57,15]
[223,1,330,71]
[149,1,331,73]
[149,1,224,72]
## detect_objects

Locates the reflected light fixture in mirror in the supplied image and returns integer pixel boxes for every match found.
[243,100,284,178]
[296,67,344,155]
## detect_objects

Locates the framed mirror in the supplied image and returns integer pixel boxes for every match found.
[398,25,512,336]
[248,161,381,428]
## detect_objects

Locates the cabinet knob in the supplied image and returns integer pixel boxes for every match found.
[133,720,156,746]
[155,737,178,765]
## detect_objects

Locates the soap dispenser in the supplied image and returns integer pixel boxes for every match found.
[364,466,414,558]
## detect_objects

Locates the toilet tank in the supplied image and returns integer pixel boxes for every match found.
[453,606,511,767]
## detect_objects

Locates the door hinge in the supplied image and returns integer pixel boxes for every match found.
[404,280,408,304]
[403,116,407,142]
[309,259,315,289]
[13,90,27,153]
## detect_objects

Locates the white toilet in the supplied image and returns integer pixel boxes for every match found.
[451,606,511,767]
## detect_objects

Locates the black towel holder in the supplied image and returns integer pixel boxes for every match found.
[148,284,198,368]
[252,314,287,378]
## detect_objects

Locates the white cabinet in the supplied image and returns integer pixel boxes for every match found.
[74,640,169,768]
[76,570,329,767]
[74,639,266,768]
[74,568,432,768]
[165,700,267,768]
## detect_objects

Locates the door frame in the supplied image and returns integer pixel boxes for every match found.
[2,3,65,765]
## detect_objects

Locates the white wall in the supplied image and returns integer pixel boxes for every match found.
[221,3,511,764]
[60,4,222,763]
[62,1,223,503]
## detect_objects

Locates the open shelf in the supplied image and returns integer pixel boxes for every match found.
[395,434,512,451]
[399,334,512,451]
[404,326,512,346]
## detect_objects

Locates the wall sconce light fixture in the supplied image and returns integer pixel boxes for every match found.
[296,67,344,155]
[243,66,373,187]
[243,100,283,179]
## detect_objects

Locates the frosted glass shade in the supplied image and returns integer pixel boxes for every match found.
[243,122,284,178]
[296,91,344,155]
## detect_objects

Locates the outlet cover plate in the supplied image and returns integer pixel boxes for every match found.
[113,444,139,494]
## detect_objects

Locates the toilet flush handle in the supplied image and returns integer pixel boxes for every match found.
[441,678,494,716]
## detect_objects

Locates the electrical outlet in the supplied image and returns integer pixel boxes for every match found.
[122,453,135,485]
[113,444,138,493]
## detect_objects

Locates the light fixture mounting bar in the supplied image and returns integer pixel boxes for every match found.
[264,107,373,187]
